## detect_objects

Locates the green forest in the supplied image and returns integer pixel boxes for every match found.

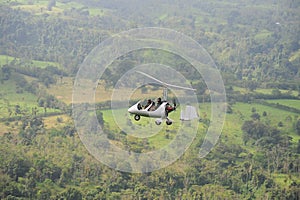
[0,0,299,199]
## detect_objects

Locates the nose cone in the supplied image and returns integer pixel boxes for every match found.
[128,105,135,113]
[128,101,141,113]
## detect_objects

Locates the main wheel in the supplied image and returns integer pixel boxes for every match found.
[134,115,140,121]
[166,120,172,125]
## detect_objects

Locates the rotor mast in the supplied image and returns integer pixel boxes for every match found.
[163,87,168,101]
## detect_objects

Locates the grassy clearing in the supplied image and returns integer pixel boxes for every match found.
[0,79,37,103]
[0,55,16,65]
[9,0,109,17]
[46,77,74,104]
[0,79,38,117]
[0,121,20,135]
[13,4,62,14]
[43,114,72,129]
[233,86,248,94]
[88,8,107,16]
[232,102,300,142]
[56,1,83,10]
[254,29,273,42]
[255,88,298,96]
[266,99,300,110]
[273,173,296,188]
[11,0,62,14]
[233,102,297,124]
[232,86,298,97]
[0,78,60,119]
[159,13,168,20]
[47,77,120,104]
[29,59,60,68]
[0,55,60,68]
[189,102,299,145]
[289,49,300,63]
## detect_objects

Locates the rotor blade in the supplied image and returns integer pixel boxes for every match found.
[136,71,196,91]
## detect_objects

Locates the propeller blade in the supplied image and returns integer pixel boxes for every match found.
[173,98,177,110]
[136,71,196,91]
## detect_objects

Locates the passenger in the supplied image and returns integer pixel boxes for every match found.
[149,102,156,111]
[156,97,162,108]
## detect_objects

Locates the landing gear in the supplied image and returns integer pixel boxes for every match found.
[155,119,162,125]
[134,115,140,121]
[166,119,172,125]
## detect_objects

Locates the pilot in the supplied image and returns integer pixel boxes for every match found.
[145,99,152,109]
[137,103,142,110]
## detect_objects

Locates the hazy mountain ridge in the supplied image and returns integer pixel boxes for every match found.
[0,0,299,84]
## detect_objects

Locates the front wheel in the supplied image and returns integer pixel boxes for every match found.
[134,115,140,121]
[155,119,162,125]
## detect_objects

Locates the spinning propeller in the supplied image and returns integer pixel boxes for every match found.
[136,70,196,100]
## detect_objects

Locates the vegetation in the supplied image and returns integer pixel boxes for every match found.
[0,0,299,199]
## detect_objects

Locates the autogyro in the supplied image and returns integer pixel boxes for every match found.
[128,71,198,125]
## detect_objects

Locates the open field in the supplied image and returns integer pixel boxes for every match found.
[9,0,109,17]
[255,88,299,96]
[233,86,299,96]
[0,79,39,117]
[266,99,300,110]
[0,78,60,119]
[0,55,60,69]
[0,55,17,65]
[232,102,300,143]
[43,114,72,129]
[196,101,300,146]
[0,121,19,135]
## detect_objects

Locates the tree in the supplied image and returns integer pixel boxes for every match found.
[242,120,267,140]
[295,119,300,135]
[1,65,11,81]
[272,89,282,97]
[96,110,104,127]
[245,81,258,91]
[262,111,267,117]
[6,156,31,182]
[37,189,51,200]
[59,187,82,200]
[297,140,300,154]
[14,105,21,115]
[251,113,260,121]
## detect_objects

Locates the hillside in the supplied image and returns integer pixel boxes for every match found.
[0,0,300,199]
